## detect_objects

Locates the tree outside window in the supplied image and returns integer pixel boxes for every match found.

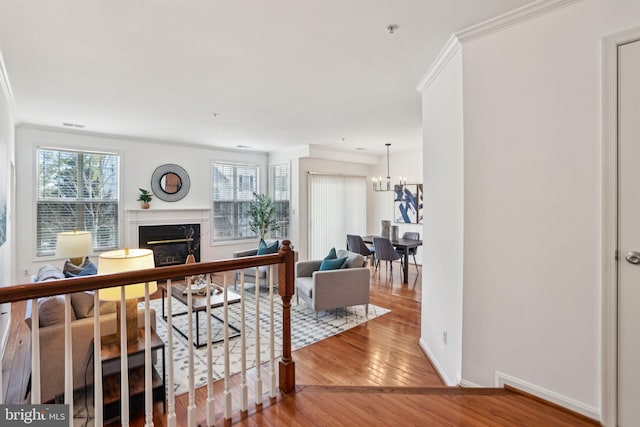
[37,148,119,256]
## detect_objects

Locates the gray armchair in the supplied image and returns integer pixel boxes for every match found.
[295,249,370,315]
[232,240,281,288]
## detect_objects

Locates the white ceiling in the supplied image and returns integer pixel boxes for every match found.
[0,0,534,154]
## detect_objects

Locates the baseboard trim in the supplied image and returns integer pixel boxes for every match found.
[494,371,600,421]
[418,337,455,386]
[459,379,482,388]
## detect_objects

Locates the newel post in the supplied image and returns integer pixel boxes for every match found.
[278,240,296,393]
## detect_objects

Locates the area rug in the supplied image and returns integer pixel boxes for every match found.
[73,285,389,426]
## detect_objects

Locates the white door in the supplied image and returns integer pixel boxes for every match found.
[618,38,640,426]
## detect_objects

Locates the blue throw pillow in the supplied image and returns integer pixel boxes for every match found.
[319,257,347,271]
[257,239,279,255]
[65,261,97,278]
[324,247,337,260]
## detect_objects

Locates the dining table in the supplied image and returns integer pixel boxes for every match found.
[362,235,423,284]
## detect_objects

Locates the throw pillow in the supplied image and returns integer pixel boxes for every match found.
[337,249,366,268]
[257,239,279,255]
[324,247,337,260]
[319,256,347,271]
[35,264,65,282]
[70,291,96,318]
[64,260,97,278]
[38,295,77,327]
[62,257,92,277]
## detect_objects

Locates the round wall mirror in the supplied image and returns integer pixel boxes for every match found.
[151,164,190,202]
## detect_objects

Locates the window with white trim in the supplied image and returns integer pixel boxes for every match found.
[212,162,259,241]
[36,148,120,256]
[270,162,290,239]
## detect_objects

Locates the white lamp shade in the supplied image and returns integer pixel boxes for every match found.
[56,230,92,259]
[98,248,157,301]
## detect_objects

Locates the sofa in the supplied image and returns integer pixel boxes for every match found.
[295,249,370,315]
[232,239,282,288]
[25,264,156,403]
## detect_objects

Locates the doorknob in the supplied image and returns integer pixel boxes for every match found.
[625,251,640,265]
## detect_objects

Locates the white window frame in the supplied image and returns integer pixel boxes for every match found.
[212,161,260,242]
[269,161,290,240]
[36,146,120,257]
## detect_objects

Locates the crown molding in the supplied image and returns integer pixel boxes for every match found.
[455,0,581,43]
[415,35,461,94]
[0,47,16,117]
[416,0,581,93]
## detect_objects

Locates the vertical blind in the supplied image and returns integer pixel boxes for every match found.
[36,148,119,256]
[270,162,290,239]
[307,174,366,259]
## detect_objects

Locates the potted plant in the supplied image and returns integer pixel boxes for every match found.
[137,188,153,209]
[249,192,279,241]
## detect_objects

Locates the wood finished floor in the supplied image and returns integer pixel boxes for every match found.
[2,262,599,426]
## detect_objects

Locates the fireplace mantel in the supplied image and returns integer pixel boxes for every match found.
[125,208,211,250]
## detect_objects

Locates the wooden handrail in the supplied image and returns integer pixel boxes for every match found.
[0,251,287,304]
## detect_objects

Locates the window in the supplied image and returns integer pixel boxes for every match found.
[212,162,259,241]
[270,162,290,239]
[36,148,119,256]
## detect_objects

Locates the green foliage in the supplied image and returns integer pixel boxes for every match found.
[137,188,153,203]
[249,192,279,240]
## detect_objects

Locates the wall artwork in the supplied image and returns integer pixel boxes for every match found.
[0,137,6,247]
[394,184,423,224]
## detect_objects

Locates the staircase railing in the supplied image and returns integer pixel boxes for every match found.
[0,240,296,427]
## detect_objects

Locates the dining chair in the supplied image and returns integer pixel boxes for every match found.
[372,236,404,279]
[396,231,420,273]
[346,234,375,267]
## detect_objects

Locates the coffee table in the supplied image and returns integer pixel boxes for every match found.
[160,282,242,348]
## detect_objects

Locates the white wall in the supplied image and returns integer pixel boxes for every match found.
[417,0,640,419]
[418,47,464,386]
[15,125,269,279]
[0,53,15,357]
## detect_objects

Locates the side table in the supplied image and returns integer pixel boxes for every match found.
[100,328,166,423]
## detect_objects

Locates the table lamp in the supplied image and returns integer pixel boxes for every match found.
[56,229,92,266]
[98,248,156,345]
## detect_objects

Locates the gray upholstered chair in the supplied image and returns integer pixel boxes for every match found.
[346,234,375,267]
[395,231,420,273]
[295,249,370,316]
[232,240,281,288]
[373,236,404,279]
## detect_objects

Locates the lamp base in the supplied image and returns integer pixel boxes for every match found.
[115,300,139,346]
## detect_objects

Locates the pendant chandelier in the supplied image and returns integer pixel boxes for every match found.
[372,143,406,192]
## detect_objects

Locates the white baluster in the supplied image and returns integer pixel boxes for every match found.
[206,274,215,426]
[187,276,196,427]
[166,279,176,427]
[240,271,248,411]
[64,293,74,427]
[144,282,153,427]
[120,287,130,427]
[93,293,103,427]
[224,274,232,419]
[30,299,41,404]
[269,265,276,398]
[255,267,262,405]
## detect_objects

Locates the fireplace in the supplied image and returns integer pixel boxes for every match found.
[139,224,201,267]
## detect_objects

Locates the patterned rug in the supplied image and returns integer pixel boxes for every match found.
[72,285,389,426]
